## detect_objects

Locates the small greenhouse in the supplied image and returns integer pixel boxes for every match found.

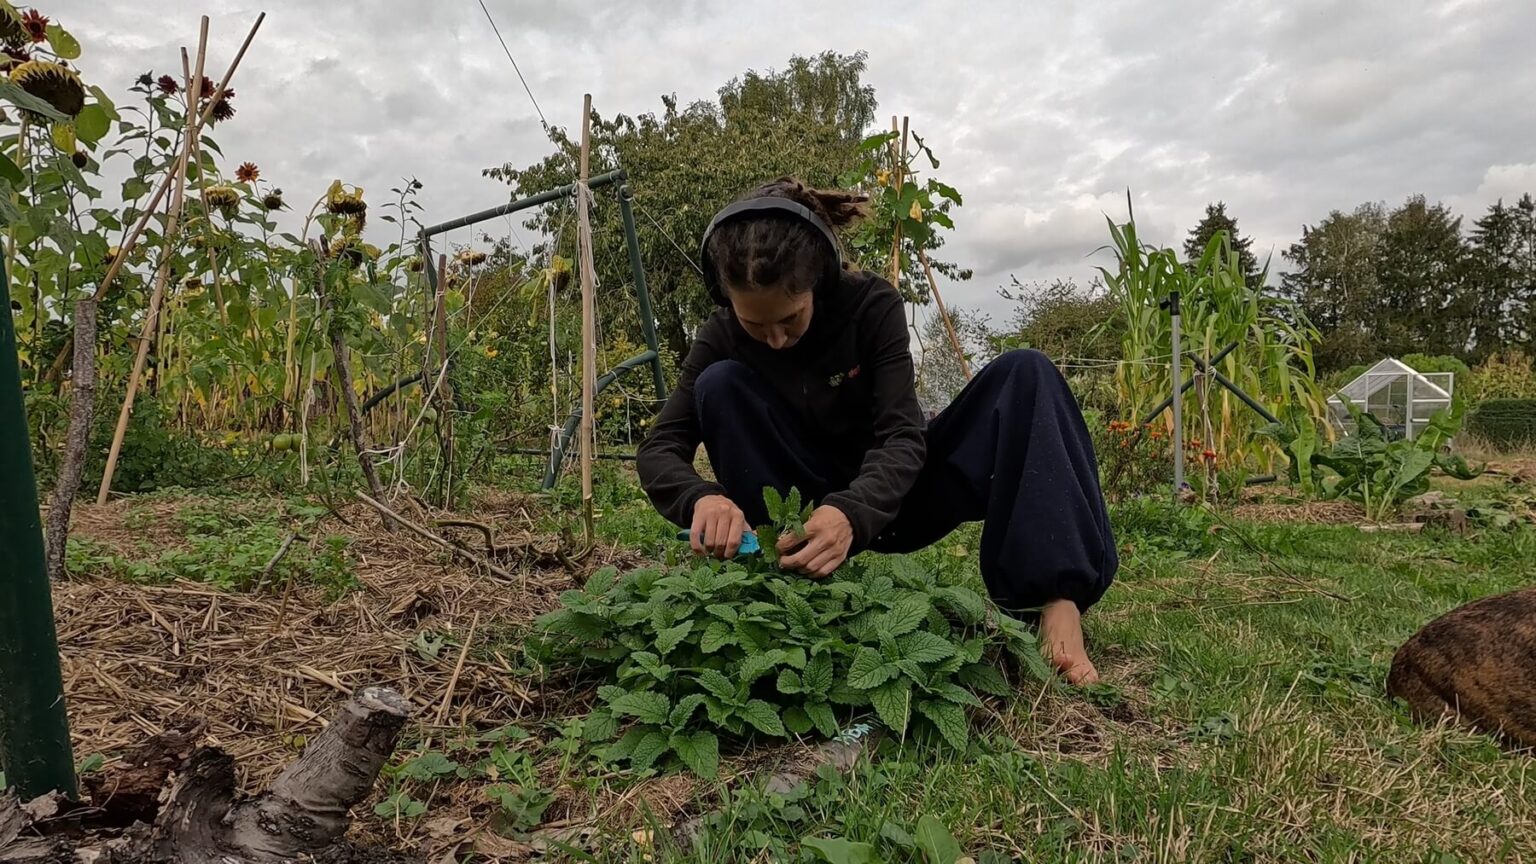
[1327,357,1455,441]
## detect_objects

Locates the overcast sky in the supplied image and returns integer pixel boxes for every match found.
[53,0,1536,327]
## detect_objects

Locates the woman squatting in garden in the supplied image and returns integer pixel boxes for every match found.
[635,178,1118,684]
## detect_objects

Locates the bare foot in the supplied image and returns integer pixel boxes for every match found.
[1039,599,1100,685]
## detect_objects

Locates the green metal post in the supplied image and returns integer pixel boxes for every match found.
[0,259,77,798]
[617,184,668,401]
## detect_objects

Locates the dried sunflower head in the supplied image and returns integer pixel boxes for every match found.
[10,60,85,117]
[206,184,240,211]
[71,149,86,168]
[209,95,235,123]
[156,74,178,95]
[330,234,367,270]
[261,189,285,211]
[1,46,30,70]
[0,7,26,47]
[405,256,424,272]
[234,162,259,183]
[20,10,47,43]
[325,180,367,216]
[456,249,487,267]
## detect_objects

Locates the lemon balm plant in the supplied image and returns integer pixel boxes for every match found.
[534,489,1051,779]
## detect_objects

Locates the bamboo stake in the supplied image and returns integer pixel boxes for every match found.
[43,12,265,385]
[432,255,454,507]
[576,94,597,535]
[181,48,229,329]
[888,116,902,287]
[918,248,971,381]
[96,18,210,505]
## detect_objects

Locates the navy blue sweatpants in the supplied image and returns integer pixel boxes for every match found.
[693,349,1117,612]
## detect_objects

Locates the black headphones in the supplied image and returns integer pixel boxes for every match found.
[698,197,842,306]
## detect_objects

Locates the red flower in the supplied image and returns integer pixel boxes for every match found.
[235,162,259,183]
[210,95,235,122]
[200,76,217,98]
[21,10,48,43]
[156,74,178,95]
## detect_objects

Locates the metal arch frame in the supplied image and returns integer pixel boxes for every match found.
[416,167,668,491]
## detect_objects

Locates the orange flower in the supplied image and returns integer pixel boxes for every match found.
[235,162,259,183]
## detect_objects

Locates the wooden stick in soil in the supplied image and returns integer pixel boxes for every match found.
[435,611,480,727]
[918,247,972,380]
[432,253,454,507]
[888,115,903,287]
[42,12,265,385]
[354,491,516,582]
[181,49,229,329]
[576,93,597,543]
[313,240,393,531]
[95,19,210,506]
[44,299,96,581]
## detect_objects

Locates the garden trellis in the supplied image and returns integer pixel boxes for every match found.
[414,168,668,491]
[1328,358,1455,441]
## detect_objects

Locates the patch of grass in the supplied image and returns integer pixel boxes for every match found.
[550,488,1536,861]
[69,495,357,597]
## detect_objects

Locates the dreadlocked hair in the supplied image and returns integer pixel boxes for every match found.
[706,176,868,296]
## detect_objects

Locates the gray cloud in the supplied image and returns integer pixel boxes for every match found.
[50,0,1536,326]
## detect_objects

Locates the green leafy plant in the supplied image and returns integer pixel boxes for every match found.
[535,489,1049,779]
[1261,404,1483,520]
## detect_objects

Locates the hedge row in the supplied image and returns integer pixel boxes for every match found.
[1468,399,1536,449]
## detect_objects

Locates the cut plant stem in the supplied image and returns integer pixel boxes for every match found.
[45,299,97,581]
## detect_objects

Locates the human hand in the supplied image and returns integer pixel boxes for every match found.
[778,505,853,578]
[690,495,750,559]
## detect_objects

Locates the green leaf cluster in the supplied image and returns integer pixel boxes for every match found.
[535,493,1049,778]
[1260,403,1484,520]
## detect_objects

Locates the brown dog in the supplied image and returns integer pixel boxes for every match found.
[1387,586,1536,750]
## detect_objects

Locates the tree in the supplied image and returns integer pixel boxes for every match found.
[484,52,879,361]
[991,277,1120,361]
[1374,195,1475,358]
[914,306,994,414]
[1184,202,1261,287]
[1280,203,1389,371]
[1468,193,1536,354]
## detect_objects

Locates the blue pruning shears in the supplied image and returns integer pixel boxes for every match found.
[676,528,761,556]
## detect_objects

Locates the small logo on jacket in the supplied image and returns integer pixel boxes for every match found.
[828,366,860,388]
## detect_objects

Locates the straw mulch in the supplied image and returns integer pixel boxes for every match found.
[51,490,669,851]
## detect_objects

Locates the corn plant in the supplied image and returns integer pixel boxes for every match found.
[1098,199,1329,471]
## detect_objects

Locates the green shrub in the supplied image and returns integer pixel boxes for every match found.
[1401,354,1473,406]
[533,491,1049,778]
[1468,399,1536,449]
[1470,352,1536,402]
